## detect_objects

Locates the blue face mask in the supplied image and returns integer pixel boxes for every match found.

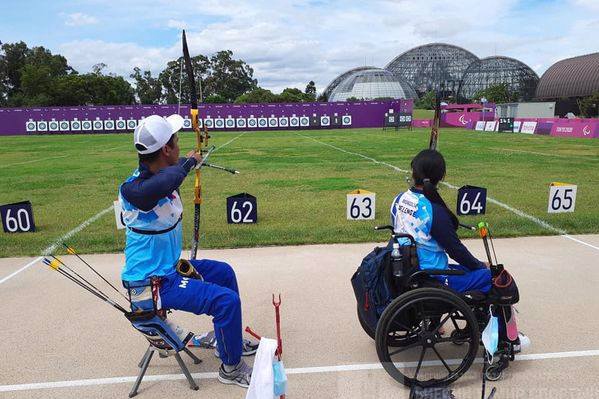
[482,312,499,362]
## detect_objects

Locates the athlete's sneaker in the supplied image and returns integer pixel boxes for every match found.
[188,331,217,349]
[218,359,252,388]
[215,338,259,358]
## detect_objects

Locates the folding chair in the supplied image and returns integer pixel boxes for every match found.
[124,278,201,397]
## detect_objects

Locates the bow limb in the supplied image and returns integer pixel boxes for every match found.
[182,29,203,259]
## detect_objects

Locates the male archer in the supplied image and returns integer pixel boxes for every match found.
[119,114,256,388]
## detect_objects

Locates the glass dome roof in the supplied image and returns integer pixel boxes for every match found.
[328,68,417,102]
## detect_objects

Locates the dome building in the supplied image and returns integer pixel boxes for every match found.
[327,68,417,102]
[457,56,539,101]
[385,43,479,96]
[536,52,599,99]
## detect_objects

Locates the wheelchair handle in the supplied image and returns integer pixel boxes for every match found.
[374,225,417,245]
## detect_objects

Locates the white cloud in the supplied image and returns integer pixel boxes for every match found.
[167,19,187,30]
[55,0,599,93]
[63,12,98,27]
[59,40,178,77]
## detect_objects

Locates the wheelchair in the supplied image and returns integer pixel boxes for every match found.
[355,225,520,388]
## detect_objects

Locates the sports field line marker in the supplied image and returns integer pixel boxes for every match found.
[297,134,599,252]
[0,205,114,286]
[0,154,69,169]
[1,134,246,286]
[561,235,599,251]
[1,348,598,392]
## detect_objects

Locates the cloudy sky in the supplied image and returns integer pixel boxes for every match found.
[1,0,597,93]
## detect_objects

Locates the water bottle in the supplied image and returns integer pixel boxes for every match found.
[391,242,403,277]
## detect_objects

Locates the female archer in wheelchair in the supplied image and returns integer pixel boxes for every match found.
[352,149,526,389]
[390,149,491,293]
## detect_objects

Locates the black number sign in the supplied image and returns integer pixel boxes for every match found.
[226,193,257,224]
[457,186,487,215]
[1,201,36,233]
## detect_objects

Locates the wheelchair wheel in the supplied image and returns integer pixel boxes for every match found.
[358,305,419,346]
[376,288,479,388]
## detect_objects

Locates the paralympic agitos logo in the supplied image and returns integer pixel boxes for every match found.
[582,125,591,136]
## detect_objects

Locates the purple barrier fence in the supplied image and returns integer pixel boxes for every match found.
[0,99,413,136]
[550,119,599,138]
[441,111,494,129]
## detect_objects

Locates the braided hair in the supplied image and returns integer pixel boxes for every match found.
[410,149,459,230]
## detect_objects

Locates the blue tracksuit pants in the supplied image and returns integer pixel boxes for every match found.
[159,259,243,366]
[437,264,492,293]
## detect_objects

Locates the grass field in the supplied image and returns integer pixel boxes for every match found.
[1,127,599,257]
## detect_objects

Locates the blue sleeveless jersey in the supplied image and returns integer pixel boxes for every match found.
[119,169,183,281]
[390,190,448,270]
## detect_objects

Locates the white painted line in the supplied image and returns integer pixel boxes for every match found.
[42,205,115,255]
[1,132,247,286]
[298,134,599,252]
[561,235,599,251]
[1,349,598,392]
[216,132,247,150]
[0,155,69,169]
[0,257,43,285]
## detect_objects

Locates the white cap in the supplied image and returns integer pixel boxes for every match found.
[133,114,184,154]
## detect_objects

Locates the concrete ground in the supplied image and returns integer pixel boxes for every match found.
[1,234,599,398]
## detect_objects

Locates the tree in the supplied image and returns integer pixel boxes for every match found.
[204,50,257,102]
[50,73,135,106]
[234,87,278,103]
[204,93,227,103]
[159,55,209,105]
[131,67,162,104]
[278,87,313,102]
[415,90,436,110]
[304,80,316,101]
[578,91,599,117]
[0,41,74,106]
[472,83,518,104]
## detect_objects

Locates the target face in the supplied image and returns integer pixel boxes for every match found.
[320,116,330,126]
[104,120,115,130]
[116,119,126,130]
[290,117,299,127]
[342,115,352,126]
[59,121,70,131]
[236,118,246,128]
[37,121,48,131]
[268,117,278,127]
[214,118,224,129]
[82,120,92,130]
[279,117,288,127]
[26,120,37,132]
[182,118,192,129]
[49,120,59,131]
[198,118,203,128]
[71,120,81,130]
[127,120,137,129]
[93,120,103,130]
[258,118,267,128]
[247,118,257,128]
[225,118,235,128]
[204,119,214,128]
[300,117,309,127]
